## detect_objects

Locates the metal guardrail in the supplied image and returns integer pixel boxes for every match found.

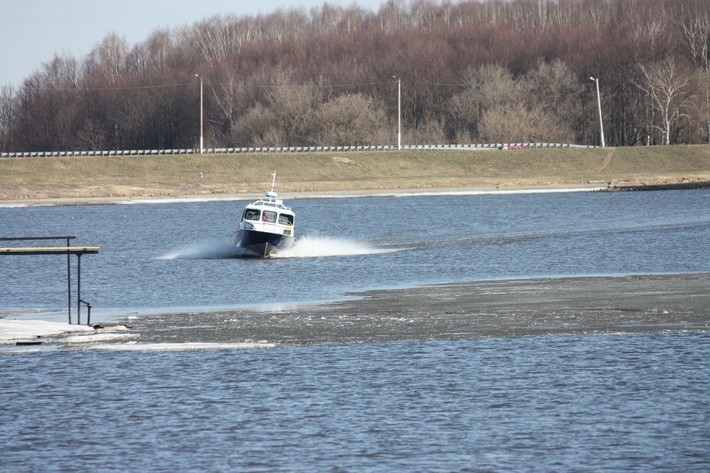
[0,143,596,158]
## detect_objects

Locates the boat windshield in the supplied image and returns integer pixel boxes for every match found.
[243,206,294,226]
[244,209,260,221]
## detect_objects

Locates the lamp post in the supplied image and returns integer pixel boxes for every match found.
[590,76,606,147]
[393,75,401,150]
[194,73,204,154]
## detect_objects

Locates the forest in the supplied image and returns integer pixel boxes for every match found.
[0,0,708,153]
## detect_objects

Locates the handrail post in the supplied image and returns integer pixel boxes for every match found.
[80,299,92,326]
[67,237,72,324]
[76,253,82,325]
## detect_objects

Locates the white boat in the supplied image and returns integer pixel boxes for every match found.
[234,173,295,257]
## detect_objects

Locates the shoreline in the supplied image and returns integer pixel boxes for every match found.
[2,180,708,208]
[0,183,605,207]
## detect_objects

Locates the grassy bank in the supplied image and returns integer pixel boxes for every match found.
[1,145,708,200]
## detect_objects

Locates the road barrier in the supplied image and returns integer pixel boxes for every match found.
[1,142,596,158]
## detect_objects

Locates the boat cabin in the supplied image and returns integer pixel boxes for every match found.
[243,205,294,227]
[239,195,295,236]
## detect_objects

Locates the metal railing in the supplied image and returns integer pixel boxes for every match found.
[0,236,99,325]
[1,142,596,158]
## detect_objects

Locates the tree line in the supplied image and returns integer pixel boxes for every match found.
[1,0,708,153]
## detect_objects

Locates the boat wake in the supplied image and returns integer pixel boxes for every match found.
[157,241,246,260]
[158,236,393,260]
[273,236,395,258]
[157,212,707,260]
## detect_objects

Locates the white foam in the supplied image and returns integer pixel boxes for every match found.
[274,236,395,258]
[157,241,243,259]
[158,236,393,260]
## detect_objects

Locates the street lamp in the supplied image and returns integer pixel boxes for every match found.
[590,76,606,147]
[193,73,204,154]
[393,75,401,150]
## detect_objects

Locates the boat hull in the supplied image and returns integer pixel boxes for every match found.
[235,229,294,258]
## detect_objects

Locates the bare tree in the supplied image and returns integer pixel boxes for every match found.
[679,12,709,143]
[209,68,243,138]
[315,93,387,145]
[0,85,15,152]
[127,29,175,73]
[231,103,279,146]
[447,64,520,140]
[406,115,447,144]
[309,4,368,33]
[189,15,261,63]
[679,13,709,70]
[83,34,129,83]
[638,57,695,145]
[478,103,574,143]
[446,60,582,143]
[8,0,710,151]
[41,54,81,86]
[264,70,323,146]
[377,0,406,32]
[520,59,583,140]
[75,118,106,150]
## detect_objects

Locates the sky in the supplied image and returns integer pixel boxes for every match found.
[0,0,385,89]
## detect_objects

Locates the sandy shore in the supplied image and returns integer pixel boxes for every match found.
[123,273,709,347]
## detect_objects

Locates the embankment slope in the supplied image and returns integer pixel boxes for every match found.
[1,145,708,201]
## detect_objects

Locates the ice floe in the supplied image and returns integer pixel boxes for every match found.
[0,319,94,342]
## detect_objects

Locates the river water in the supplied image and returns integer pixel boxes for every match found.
[1,189,708,313]
[1,189,709,471]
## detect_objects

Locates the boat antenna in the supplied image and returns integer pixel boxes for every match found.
[265,171,278,200]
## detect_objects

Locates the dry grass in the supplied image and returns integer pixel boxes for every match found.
[1,145,708,200]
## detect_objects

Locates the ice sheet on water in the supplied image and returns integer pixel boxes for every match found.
[0,320,94,341]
